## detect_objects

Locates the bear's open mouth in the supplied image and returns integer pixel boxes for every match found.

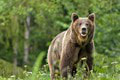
[80,28,88,37]
[80,32,87,37]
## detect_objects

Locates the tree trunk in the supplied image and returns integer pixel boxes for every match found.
[13,41,18,74]
[24,15,30,64]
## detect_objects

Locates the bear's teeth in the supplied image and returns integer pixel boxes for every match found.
[81,33,86,37]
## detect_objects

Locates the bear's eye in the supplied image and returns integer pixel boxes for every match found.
[86,23,89,26]
[79,23,82,26]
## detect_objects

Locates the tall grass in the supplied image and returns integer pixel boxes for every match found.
[31,51,46,80]
[0,52,119,80]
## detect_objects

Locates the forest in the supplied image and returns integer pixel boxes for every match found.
[0,0,120,80]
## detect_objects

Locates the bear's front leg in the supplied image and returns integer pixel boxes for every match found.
[86,56,93,72]
[60,52,73,78]
[85,41,94,74]
[60,42,80,78]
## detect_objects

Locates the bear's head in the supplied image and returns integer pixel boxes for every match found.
[71,13,95,44]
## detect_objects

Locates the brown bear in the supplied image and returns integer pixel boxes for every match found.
[47,13,95,80]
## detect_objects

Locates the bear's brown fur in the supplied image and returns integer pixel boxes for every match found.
[47,13,95,80]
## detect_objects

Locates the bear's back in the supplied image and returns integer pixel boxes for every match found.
[48,31,66,60]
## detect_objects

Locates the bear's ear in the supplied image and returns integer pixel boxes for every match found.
[71,13,79,22]
[88,13,95,22]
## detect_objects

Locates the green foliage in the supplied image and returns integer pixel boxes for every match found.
[0,59,23,78]
[31,51,46,80]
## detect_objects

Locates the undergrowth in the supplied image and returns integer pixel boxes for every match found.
[0,52,119,80]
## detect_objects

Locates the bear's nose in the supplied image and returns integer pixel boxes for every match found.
[82,27,87,32]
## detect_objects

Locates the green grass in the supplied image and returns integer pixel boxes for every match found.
[0,59,23,78]
[0,52,120,80]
